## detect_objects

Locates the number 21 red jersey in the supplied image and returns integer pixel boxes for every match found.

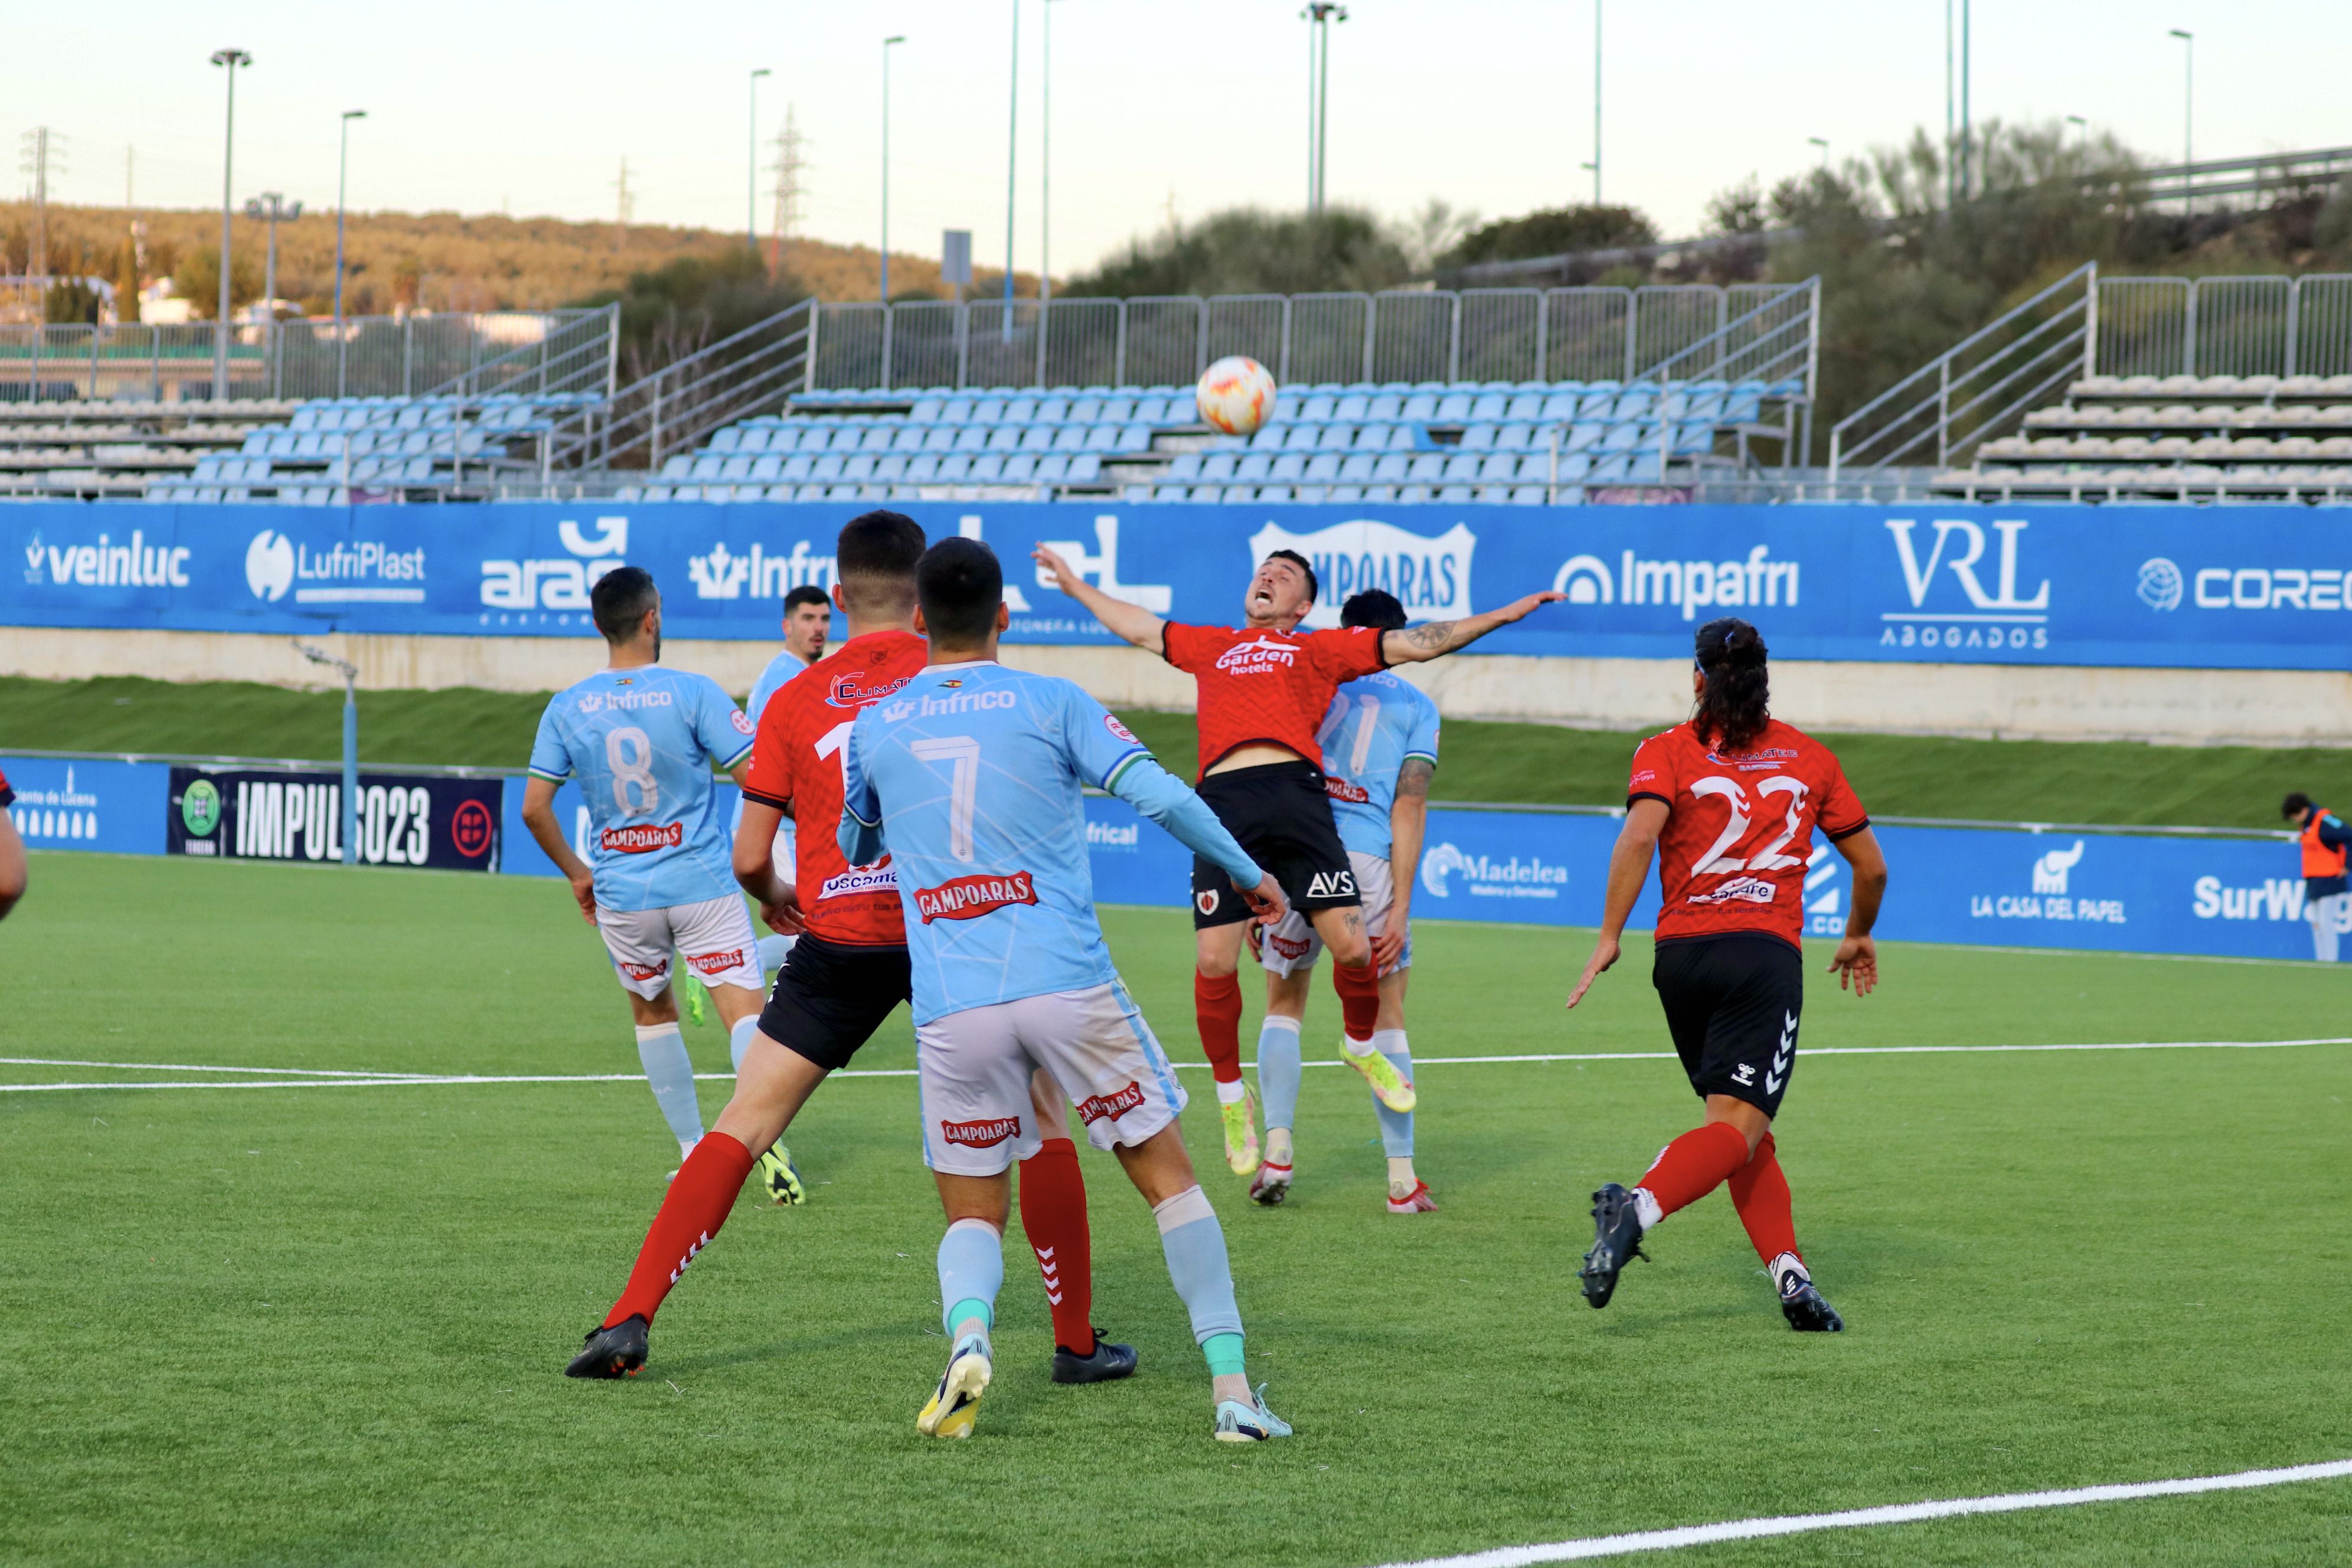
[1628,717,1869,949]
[740,629,929,948]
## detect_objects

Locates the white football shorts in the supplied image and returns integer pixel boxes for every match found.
[915,982,1189,1176]
[597,894,764,1000]
[1258,849,1409,978]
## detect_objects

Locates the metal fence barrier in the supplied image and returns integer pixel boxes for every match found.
[0,308,615,404]
[803,283,1819,396]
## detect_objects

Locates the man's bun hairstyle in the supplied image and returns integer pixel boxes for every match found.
[916,537,1004,648]
[1693,616,1770,752]
[835,510,926,614]
[1340,588,1407,631]
[1266,547,1319,605]
[590,564,659,642]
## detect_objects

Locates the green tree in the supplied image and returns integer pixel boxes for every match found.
[169,246,261,319]
[571,245,812,382]
[1064,207,1414,298]
[1439,204,1658,269]
[115,234,141,325]
[43,277,102,325]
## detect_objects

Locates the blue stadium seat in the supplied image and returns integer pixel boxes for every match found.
[1270,454,1306,482]
[1151,485,1187,502]
[1476,454,1518,483]
[937,455,973,481]
[1002,455,1038,482]
[1438,484,1475,503]
[1165,453,1204,481]
[1461,425,1495,452]
[1407,454,1445,482]
[906,456,939,482]
[1258,485,1295,502]
[1402,393,1439,421]
[1236,453,1273,482]
[970,455,1005,481]
[1050,426,1089,453]
[1339,453,1377,482]
[1470,394,1508,421]
[1201,453,1239,482]
[874,455,907,480]
[1435,393,1475,421]
[1304,453,1342,482]
[1374,453,1411,482]
[1440,454,1481,482]
[1064,455,1102,484]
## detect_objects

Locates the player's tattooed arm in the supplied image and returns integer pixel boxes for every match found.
[1032,543,1167,655]
[1375,759,1433,970]
[1380,589,1566,664]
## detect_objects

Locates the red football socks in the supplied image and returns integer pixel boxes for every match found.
[1727,1132,1801,1266]
[1018,1137,1096,1356]
[1331,959,1381,1044]
[1634,1122,1752,1221]
[603,1132,754,1328]
[1195,969,1245,1084]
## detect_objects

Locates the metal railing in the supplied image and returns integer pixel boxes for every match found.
[1831,268,2352,476]
[0,308,615,404]
[416,305,619,401]
[544,299,813,475]
[802,283,1819,398]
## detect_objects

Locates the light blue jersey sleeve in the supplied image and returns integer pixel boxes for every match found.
[746,651,802,732]
[692,675,756,772]
[527,700,574,785]
[838,719,886,867]
[1050,684,1262,889]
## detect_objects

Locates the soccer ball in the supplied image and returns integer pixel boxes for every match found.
[1196,356,1277,436]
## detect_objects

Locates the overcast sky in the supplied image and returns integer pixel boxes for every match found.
[14,1,2346,286]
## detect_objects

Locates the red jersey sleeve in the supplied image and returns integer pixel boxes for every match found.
[1162,623,1216,672]
[1305,626,1388,683]
[1815,753,1870,841]
[741,686,798,811]
[1626,733,1678,810]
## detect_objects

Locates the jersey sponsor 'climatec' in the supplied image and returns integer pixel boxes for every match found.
[839,661,1155,1025]
[1315,670,1440,859]
[741,629,928,948]
[528,665,754,913]
[1162,622,1388,778]
[1629,717,1868,949]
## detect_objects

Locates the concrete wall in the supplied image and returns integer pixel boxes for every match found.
[3,625,2346,746]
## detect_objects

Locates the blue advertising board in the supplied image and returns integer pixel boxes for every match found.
[6,500,2351,671]
[8,752,2329,964]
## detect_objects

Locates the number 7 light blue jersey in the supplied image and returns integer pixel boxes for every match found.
[1316,670,1440,859]
[841,661,1258,1027]
[528,664,755,912]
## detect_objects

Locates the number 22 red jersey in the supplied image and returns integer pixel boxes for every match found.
[1628,717,1868,949]
[740,629,928,948]
[1162,622,1388,779]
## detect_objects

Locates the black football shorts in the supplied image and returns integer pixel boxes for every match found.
[755,933,912,1073]
[1189,760,1361,930]
[1650,933,1804,1119]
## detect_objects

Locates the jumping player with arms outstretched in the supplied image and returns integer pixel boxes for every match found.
[1566,618,1889,1331]
[1250,589,1440,1214]
[564,514,1116,1386]
[841,537,1295,1441]
[520,567,766,1172]
[1035,541,1561,1180]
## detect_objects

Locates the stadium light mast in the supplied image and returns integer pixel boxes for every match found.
[2168,29,2194,211]
[1301,4,1348,213]
[1040,0,1069,314]
[749,68,771,259]
[244,193,300,397]
[1958,0,1971,200]
[1591,0,1601,204]
[1002,0,1019,341]
[1808,137,1830,171]
[334,109,365,398]
[210,47,251,401]
[880,37,904,302]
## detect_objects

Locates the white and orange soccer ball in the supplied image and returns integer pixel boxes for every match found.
[1195,356,1277,436]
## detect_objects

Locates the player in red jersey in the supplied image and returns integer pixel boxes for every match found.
[1565,617,1887,1331]
[568,514,1123,1387]
[0,766,24,920]
[1035,541,1560,1177]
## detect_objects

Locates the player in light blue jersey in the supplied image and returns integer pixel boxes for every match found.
[1250,589,1441,1214]
[521,567,771,1173]
[740,583,832,978]
[839,538,1296,1443]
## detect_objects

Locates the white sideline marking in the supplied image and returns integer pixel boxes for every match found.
[1,1037,2342,1095]
[1368,1457,2352,1567]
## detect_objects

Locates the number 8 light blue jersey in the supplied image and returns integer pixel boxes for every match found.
[528,664,754,912]
[1315,670,1440,859]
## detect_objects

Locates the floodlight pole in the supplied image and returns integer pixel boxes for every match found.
[1958,0,1971,200]
[880,37,905,301]
[1300,4,1347,213]
[244,193,300,398]
[1808,137,1829,170]
[210,48,251,401]
[2169,30,2194,211]
[1041,0,1064,312]
[335,109,364,399]
[1002,0,1019,342]
[1592,0,1601,204]
[749,68,770,257]
[296,641,361,866]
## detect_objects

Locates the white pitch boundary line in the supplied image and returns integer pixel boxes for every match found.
[0,1056,448,1079]
[1367,1457,2352,1567]
[0,1037,2344,1095]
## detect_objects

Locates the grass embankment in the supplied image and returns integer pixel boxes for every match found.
[0,674,2338,831]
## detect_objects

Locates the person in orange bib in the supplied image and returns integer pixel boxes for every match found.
[2282,792,2350,963]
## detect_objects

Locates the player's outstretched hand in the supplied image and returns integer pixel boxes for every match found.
[566,869,597,926]
[1031,543,1080,596]
[1495,589,1567,624]
[1237,873,1288,927]
[1828,933,1878,996]
[1564,935,1621,1010]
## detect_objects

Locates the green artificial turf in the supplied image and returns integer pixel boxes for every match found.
[4,853,2348,1566]
[4,674,2346,830]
